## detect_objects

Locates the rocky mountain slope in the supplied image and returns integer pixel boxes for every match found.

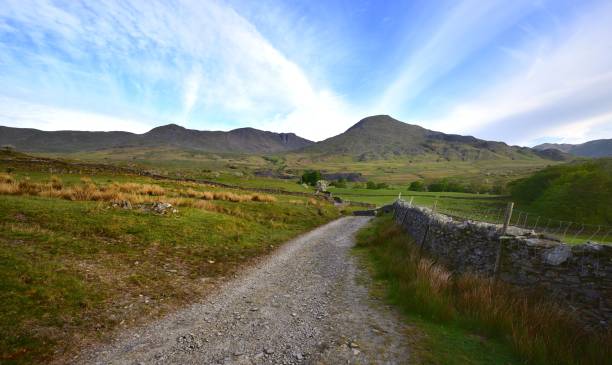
[299,115,565,161]
[534,139,612,158]
[0,124,313,154]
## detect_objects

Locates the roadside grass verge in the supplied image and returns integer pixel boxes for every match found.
[354,215,611,365]
[0,172,338,364]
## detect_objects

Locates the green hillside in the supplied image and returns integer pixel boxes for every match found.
[298,115,565,162]
[510,158,612,225]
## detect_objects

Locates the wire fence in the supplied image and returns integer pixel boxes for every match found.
[397,197,611,245]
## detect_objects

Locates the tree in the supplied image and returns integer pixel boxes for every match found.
[427,180,447,192]
[427,179,465,193]
[366,181,377,189]
[301,170,321,186]
[408,181,426,191]
[330,178,347,188]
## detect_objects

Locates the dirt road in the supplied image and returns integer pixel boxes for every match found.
[82,216,411,364]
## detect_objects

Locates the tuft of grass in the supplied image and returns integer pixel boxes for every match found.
[0,172,16,184]
[250,193,277,203]
[49,175,63,190]
[355,215,612,365]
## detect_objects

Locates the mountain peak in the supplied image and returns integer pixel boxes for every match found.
[346,115,401,132]
[300,115,564,162]
[147,123,187,133]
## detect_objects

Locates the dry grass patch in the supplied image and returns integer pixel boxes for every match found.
[356,215,612,365]
[0,172,16,184]
[251,194,277,203]
[112,182,165,196]
[0,175,278,210]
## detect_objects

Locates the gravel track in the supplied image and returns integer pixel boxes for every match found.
[82,216,411,364]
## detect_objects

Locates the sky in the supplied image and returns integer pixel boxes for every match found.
[0,0,611,146]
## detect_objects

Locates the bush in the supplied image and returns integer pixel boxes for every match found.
[376,182,389,189]
[427,179,465,193]
[365,181,390,190]
[408,181,426,191]
[330,178,347,188]
[301,170,321,186]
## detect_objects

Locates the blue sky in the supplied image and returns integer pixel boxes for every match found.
[0,0,611,146]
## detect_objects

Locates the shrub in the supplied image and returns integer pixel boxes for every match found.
[330,178,347,188]
[427,178,465,193]
[408,181,426,191]
[301,170,322,186]
[365,181,389,189]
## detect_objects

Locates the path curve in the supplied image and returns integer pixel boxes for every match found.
[82,216,411,364]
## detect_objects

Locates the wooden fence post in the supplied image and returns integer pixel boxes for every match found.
[494,202,514,279]
[501,202,514,235]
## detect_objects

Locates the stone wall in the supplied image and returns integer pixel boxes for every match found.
[391,200,612,329]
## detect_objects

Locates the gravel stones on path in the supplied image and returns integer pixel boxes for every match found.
[81,216,411,364]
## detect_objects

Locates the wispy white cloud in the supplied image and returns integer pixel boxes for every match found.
[0,96,152,133]
[0,0,356,140]
[182,66,202,118]
[1,0,610,145]
[376,0,535,114]
[427,1,612,145]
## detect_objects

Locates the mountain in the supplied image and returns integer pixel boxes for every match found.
[533,139,612,158]
[299,115,564,161]
[0,124,313,154]
[532,143,574,153]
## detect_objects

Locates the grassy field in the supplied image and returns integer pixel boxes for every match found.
[41,147,559,188]
[284,152,557,185]
[329,186,504,205]
[0,155,341,364]
[354,215,611,365]
[330,184,611,244]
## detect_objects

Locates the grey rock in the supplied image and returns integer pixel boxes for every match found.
[543,245,572,265]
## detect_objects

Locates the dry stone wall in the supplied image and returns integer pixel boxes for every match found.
[391,200,612,329]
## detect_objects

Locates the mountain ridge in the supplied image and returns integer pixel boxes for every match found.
[298,115,565,161]
[0,124,313,154]
[1,115,571,161]
[533,139,612,158]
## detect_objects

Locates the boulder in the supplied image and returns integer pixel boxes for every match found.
[151,202,178,215]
